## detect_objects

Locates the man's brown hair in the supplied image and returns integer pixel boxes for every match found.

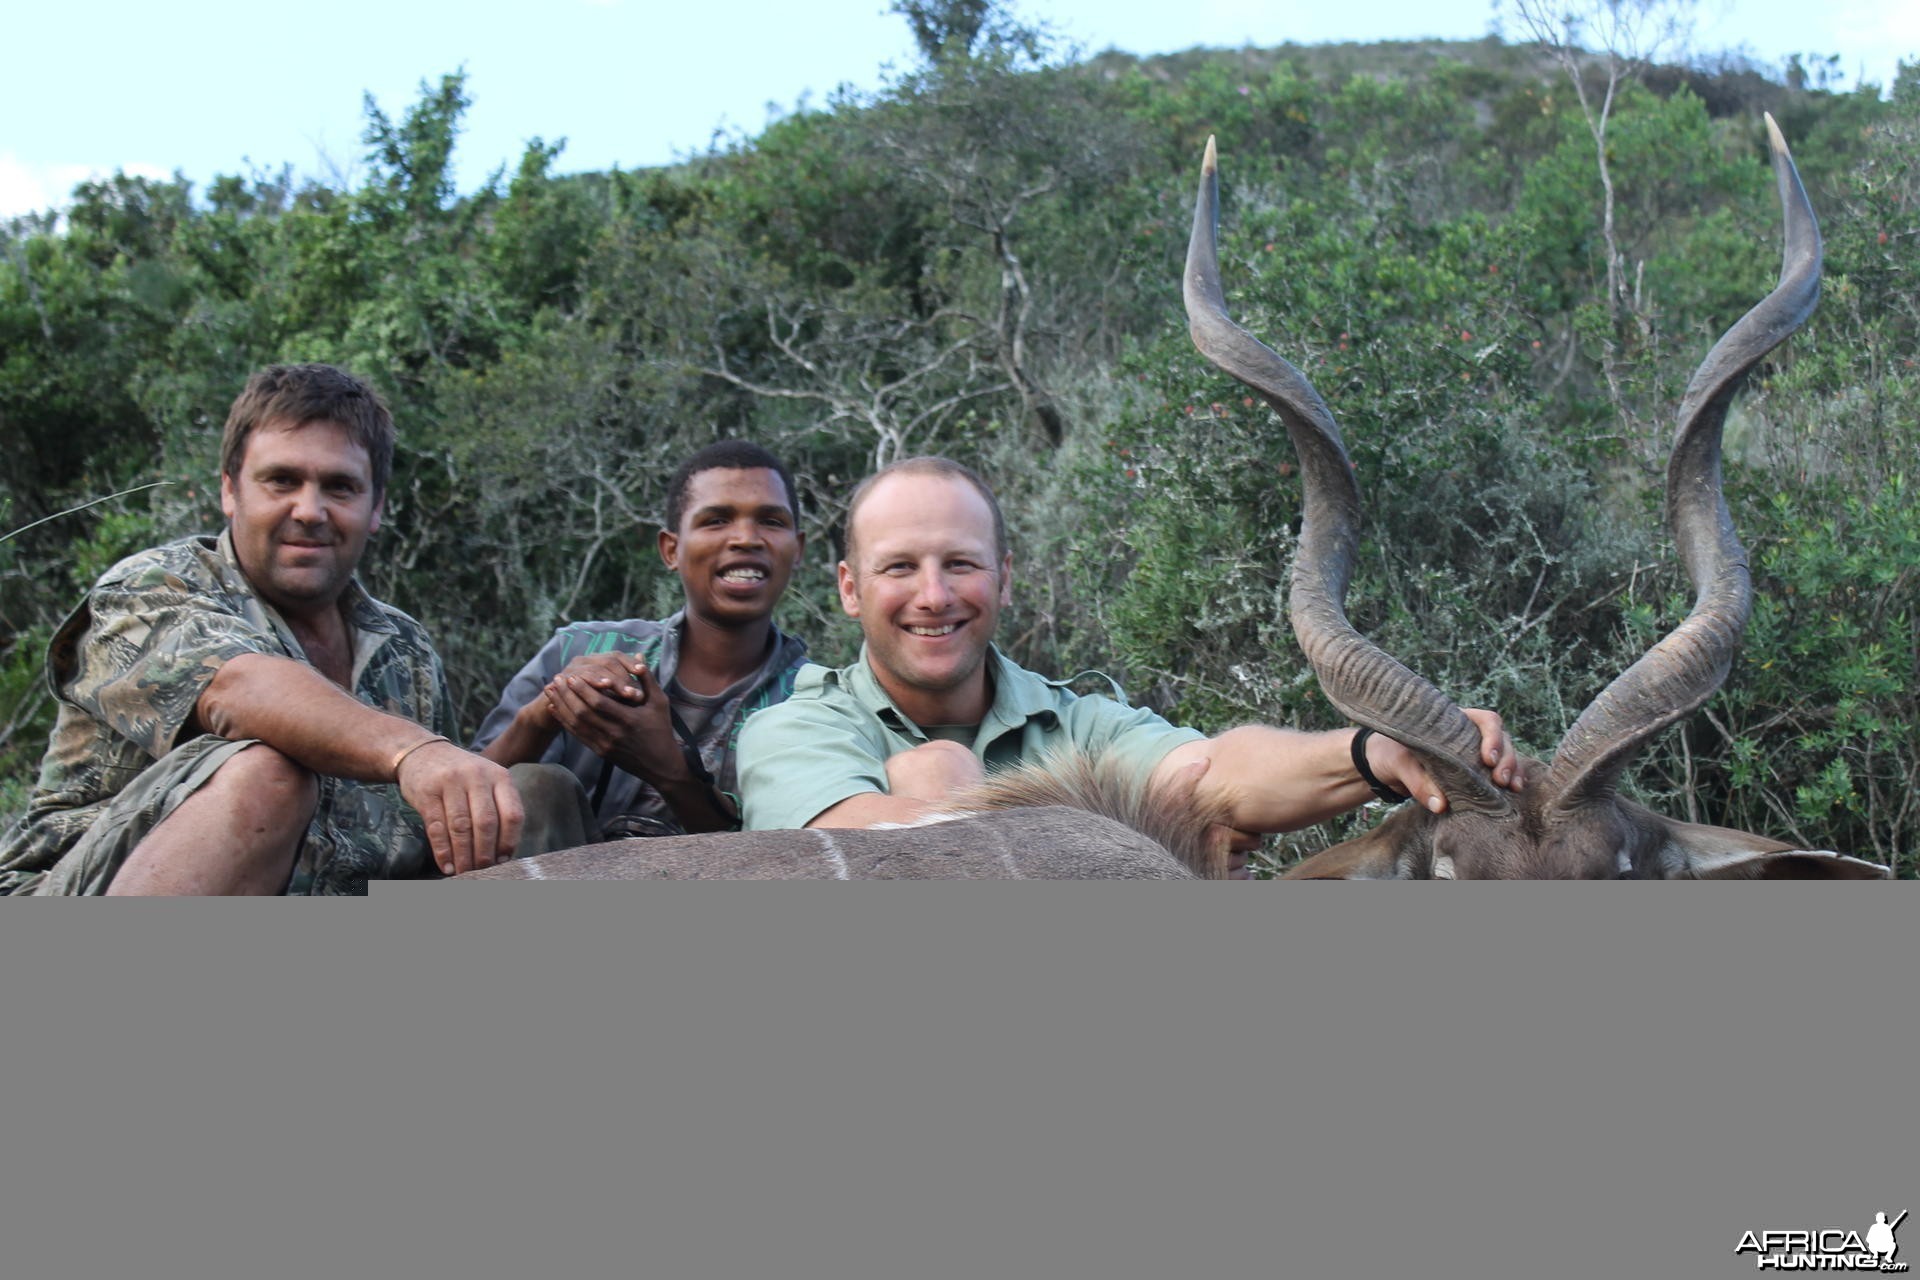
[841,455,1008,566]
[221,364,396,496]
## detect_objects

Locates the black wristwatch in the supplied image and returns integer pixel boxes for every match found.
[1350,727,1410,805]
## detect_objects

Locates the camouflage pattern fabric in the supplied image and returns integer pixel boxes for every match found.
[0,531,452,895]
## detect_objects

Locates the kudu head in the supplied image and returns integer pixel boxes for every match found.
[1184,120,1888,880]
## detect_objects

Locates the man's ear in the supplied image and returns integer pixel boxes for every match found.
[219,471,235,521]
[836,561,860,617]
[999,552,1014,606]
[658,527,679,571]
[369,491,384,536]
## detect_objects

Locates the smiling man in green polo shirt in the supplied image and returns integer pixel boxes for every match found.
[737,456,1523,858]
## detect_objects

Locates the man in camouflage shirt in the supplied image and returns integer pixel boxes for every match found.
[474,441,807,837]
[0,364,549,895]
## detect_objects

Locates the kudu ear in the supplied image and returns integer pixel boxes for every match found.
[1279,843,1404,879]
[1649,814,1891,880]
[1278,809,1430,879]
[1677,844,1891,880]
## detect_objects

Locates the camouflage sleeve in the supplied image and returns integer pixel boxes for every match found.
[427,645,457,741]
[60,570,283,759]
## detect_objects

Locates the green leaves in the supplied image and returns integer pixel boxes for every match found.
[1,41,1914,866]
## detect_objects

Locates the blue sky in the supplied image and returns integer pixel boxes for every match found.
[3,0,1913,218]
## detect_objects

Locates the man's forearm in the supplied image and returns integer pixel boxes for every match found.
[1160,725,1374,834]
[477,700,559,768]
[806,790,948,829]
[197,652,441,782]
[651,772,739,833]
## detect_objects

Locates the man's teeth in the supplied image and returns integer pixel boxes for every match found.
[720,568,766,582]
[906,624,958,636]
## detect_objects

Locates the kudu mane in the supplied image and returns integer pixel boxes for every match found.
[929,751,1231,879]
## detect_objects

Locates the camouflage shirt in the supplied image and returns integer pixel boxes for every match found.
[0,530,453,895]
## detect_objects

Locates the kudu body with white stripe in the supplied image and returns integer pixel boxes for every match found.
[1186,119,1886,880]
[455,755,1226,880]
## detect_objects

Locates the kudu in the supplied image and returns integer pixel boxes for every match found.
[453,755,1225,880]
[458,117,1884,884]
[1185,118,1887,880]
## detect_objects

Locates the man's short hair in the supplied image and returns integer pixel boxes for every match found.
[842,456,1007,565]
[221,364,396,497]
[664,441,799,532]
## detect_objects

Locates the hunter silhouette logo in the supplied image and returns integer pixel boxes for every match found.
[1870,1215,1906,1268]
[1736,1210,1909,1271]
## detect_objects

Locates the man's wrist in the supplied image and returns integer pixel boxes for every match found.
[517,697,561,736]
[392,734,452,782]
[646,762,702,793]
[1350,728,1409,804]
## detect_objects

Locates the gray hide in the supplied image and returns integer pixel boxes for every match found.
[452,806,1195,881]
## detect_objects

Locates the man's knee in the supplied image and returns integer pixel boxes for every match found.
[102,742,318,894]
[509,762,596,854]
[214,743,320,816]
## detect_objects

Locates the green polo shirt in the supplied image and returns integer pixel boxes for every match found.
[737,645,1204,831]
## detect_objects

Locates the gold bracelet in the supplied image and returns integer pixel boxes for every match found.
[391,735,451,780]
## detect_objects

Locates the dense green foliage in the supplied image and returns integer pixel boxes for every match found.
[4,29,1915,870]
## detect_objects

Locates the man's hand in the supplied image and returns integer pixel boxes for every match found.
[797,742,986,830]
[541,653,689,786]
[1366,708,1523,814]
[1154,754,1258,879]
[394,740,526,875]
[1210,825,1260,879]
[883,740,985,805]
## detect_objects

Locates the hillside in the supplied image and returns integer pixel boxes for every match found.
[3,28,1914,866]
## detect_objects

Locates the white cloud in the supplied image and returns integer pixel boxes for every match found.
[0,153,64,220]
[1,155,173,220]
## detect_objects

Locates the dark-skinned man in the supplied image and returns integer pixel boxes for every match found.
[473,441,809,837]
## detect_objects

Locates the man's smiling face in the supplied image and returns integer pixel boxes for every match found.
[661,466,802,630]
[837,470,1011,727]
[220,418,382,622]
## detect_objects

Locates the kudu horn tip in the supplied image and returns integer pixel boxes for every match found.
[1763,112,1788,156]
[1202,134,1217,173]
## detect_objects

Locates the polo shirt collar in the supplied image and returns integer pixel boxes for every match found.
[847,643,1061,744]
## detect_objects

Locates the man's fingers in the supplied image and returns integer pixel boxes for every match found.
[441,786,477,875]
[572,653,649,704]
[1207,822,1259,880]
[494,776,525,858]
[469,780,501,868]
[419,797,455,876]
[1393,755,1448,815]
[634,663,664,703]
[544,677,594,731]
[1462,707,1523,791]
